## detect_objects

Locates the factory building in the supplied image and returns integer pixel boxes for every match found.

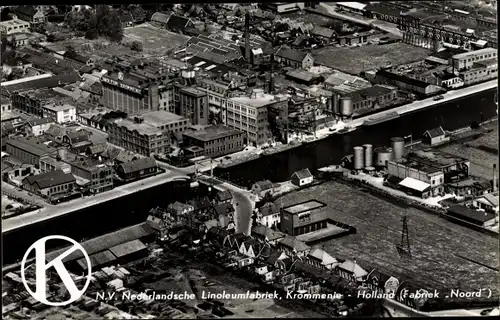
[101,60,175,115]
[280,200,329,236]
[179,87,209,126]
[226,89,288,147]
[459,58,498,85]
[107,111,190,156]
[450,48,498,72]
[182,125,245,158]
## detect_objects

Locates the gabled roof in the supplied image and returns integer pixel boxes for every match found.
[119,157,157,174]
[476,193,499,207]
[424,126,446,138]
[311,26,336,38]
[259,202,279,217]
[86,142,107,155]
[308,248,337,266]
[27,118,54,127]
[23,169,75,189]
[292,168,313,180]
[279,235,309,252]
[120,13,134,23]
[166,14,192,30]
[276,46,311,63]
[216,190,232,202]
[252,225,285,242]
[151,12,170,24]
[337,259,368,278]
[254,180,273,191]
[15,6,39,18]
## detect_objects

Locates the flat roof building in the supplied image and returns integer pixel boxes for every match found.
[280,200,329,236]
[182,125,245,159]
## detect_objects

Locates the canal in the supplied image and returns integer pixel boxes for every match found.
[2,88,497,265]
[215,88,498,188]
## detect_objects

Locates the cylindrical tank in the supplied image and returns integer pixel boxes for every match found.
[353,146,364,170]
[332,95,340,114]
[363,144,373,168]
[375,147,393,167]
[339,96,353,118]
[391,137,405,161]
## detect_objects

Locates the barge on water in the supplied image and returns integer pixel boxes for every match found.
[363,111,400,127]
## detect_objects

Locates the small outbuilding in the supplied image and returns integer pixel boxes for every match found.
[423,126,449,146]
[291,168,313,187]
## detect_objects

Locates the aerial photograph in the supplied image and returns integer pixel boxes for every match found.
[1,1,499,318]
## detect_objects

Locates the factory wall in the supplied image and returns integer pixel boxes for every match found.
[387,161,444,187]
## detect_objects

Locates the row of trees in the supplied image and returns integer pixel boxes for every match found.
[66,5,124,42]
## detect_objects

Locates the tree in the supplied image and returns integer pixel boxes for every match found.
[65,44,76,56]
[7,68,24,81]
[130,41,143,52]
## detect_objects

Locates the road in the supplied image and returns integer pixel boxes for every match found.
[315,3,403,38]
[2,169,190,233]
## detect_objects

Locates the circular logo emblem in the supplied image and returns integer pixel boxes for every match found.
[118,72,124,81]
[21,235,92,307]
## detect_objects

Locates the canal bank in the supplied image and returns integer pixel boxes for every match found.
[215,88,498,188]
[3,88,497,265]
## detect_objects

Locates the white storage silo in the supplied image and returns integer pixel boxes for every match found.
[353,146,364,170]
[391,137,405,161]
[375,147,393,167]
[363,144,373,168]
[339,96,353,118]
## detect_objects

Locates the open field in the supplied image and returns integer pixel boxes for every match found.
[440,121,498,181]
[123,23,190,54]
[275,181,498,299]
[312,43,431,75]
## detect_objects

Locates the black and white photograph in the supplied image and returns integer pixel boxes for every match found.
[1,1,498,318]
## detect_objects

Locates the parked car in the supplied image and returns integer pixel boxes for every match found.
[433,95,444,101]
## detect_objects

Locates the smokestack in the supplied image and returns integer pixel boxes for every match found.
[493,164,498,192]
[245,12,251,63]
[269,53,275,93]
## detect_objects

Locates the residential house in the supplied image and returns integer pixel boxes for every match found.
[2,56,33,75]
[336,259,368,283]
[14,6,47,26]
[119,13,134,27]
[24,118,54,136]
[62,130,92,150]
[116,157,158,181]
[239,237,269,259]
[22,169,75,199]
[146,210,168,239]
[42,103,77,124]
[251,180,274,197]
[167,201,194,217]
[257,202,281,228]
[215,190,232,204]
[165,14,195,34]
[222,232,248,250]
[291,168,313,187]
[85,142,107,158]
[188,196,213,215]
[472,192,499,214]
[275,46,314,70]
[306,247,338,270]
[278,235,310,258]
[150,12,170,25]
[422,126,449,146]
[65,156,114,194]
[310,26,336,41]
[365,269,400,295]
[251,225,286,245]
[265,249,288,270]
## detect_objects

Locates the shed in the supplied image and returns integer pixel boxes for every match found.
[398,177,431,198]
[447,205,496,227]
[473,193,499,213]
[291,168,313,187]
[423,126,448,146]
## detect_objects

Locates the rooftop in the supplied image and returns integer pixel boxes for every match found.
[452,48,497,60]
[42,102,75,112]
[180,86,207,97]
[0,19,30,27]
[406,149,469,168]
[23,169,75,189]
[6,137,57,157]
[183,125,243,142]
[230,90,287,108]
[283,200,326,215]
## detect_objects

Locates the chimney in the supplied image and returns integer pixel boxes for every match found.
[269,53,275,93]
[493,164,498,192]
[245,12,251,63]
